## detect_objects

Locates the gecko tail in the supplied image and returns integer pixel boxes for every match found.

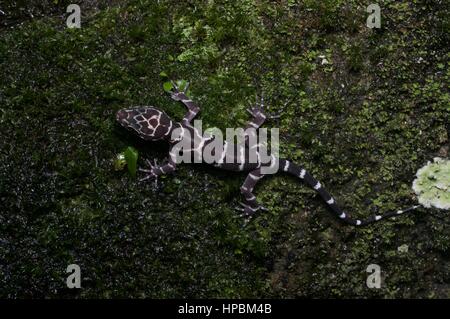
[279,159,421,226]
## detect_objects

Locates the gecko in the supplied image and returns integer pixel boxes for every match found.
[116,82,420,226]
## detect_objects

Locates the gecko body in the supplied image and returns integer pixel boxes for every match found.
[116,83,420,226]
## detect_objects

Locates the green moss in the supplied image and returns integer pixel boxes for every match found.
[0,0,449,298]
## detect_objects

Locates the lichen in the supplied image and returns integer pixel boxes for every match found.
[413,158,450,210]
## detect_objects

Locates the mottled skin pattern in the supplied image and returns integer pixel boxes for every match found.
[116,83,421,226]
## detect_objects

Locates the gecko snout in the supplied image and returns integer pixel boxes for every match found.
[116,109,130,125]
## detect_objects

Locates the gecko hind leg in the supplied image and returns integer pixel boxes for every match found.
[245,93,267,131]
[243,93,289,147]
[236,168,268,218]
[243,94,267,148]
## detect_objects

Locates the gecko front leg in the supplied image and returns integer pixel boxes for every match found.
[243,94,286,147]
[139,149,177,185]
[169,81,200,125]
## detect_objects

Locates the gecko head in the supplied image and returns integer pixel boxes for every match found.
[116,106,175,141]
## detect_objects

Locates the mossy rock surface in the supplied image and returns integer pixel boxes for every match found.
[0,0,449,298]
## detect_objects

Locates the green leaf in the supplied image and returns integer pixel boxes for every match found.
[176,79,188,91]
[163,81,173,92]
[159,71,168,78]
[124,146,139,178]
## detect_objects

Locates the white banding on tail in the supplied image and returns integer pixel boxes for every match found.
[238,147,245,171]
[314,182,321,190]
[326,198,335,205]
[267,155,278,171]
[339,212,346,219]
[249,121,258,128]
[299,169,306,179]
[283,161,290,172]
[255,150,262,168]
[218,141,228,164]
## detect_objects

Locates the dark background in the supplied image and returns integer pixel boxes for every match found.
[0,0,448,298]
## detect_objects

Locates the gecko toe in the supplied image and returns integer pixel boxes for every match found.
[139,175,153,182]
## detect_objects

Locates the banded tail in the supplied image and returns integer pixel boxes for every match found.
[279,159,421,226]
